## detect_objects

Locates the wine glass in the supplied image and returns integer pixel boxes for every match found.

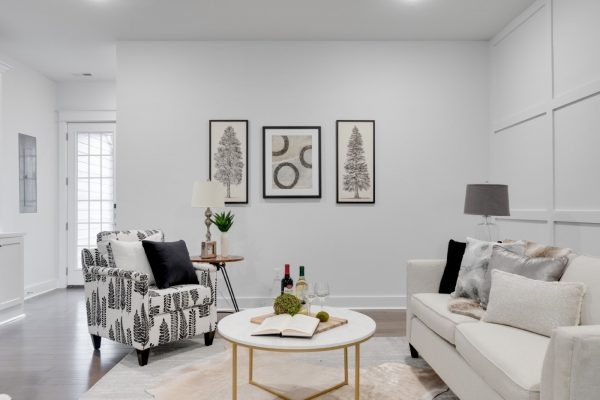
[314,282,330,311]
[306,288,317,316]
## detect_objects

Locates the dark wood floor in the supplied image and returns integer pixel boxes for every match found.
[0,288,405,400]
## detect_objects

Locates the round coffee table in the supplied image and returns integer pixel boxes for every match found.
[218,306,376,400]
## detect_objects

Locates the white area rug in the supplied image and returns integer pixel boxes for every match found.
[81,337,458,400]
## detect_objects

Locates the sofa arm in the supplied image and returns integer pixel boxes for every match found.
[541,325,600,400]
[406,259,446,342]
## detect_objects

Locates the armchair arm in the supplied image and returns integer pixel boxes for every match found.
[193,262,218,307]
[406,259,446,341]
[541,325,600,400]
[192,262,217,273]
[85,265,150,283]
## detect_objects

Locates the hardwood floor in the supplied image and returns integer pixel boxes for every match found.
[0,288,405,399]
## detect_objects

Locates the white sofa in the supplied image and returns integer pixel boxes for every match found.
[406,255,600,400]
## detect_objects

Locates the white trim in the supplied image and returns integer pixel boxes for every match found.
[216,295,406,312]
[0,60,13,73]
[552,80,600,111]
[493,109,546,133]
[58,111,117,288]
[58,110,116,122]
[0,313,25,327]
[491,0,545,46]
[24,279,58,299]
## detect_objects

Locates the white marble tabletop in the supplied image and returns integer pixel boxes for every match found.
[218,306,376,351]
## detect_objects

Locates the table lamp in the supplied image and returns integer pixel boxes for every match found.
[464,184,510,242]
[191,181,225,257]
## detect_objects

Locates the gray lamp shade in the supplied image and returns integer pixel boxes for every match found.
[464,184,510,216]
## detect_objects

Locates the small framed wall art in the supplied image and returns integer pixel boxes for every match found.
[336,120,375,204]
[209,120,248,204]
[263,126,321,198]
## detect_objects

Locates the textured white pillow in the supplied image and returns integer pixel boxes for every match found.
[483,270,586,337]
[108,240,156,284]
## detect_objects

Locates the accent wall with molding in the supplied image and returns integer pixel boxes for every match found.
[116,41,489,308]
[490,0,600,255]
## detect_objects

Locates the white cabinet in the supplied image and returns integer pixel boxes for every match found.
[0,233,25,325]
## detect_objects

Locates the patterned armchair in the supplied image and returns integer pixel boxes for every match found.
[82,229,218,366]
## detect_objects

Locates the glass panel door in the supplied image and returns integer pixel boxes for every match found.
[67,123,116,284]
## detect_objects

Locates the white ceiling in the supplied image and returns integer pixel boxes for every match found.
[0,0,535,81]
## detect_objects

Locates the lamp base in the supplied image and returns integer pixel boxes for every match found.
[474,216,500,242]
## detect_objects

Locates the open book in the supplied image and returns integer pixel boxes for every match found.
[252,314,320,338]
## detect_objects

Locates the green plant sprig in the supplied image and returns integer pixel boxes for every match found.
[211,211,234,233]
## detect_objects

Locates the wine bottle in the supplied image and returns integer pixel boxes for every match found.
[281,264,294,294]
[295,266,308,303]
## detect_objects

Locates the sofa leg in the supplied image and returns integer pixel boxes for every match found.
[204,330,216,346]
[409,343,419,359]
[91,334,101,350]
[136,349,150,366]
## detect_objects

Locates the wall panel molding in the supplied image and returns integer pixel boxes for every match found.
[491,1,546,46]
[490,0,600,253]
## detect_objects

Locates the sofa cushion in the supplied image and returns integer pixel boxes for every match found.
[561,255,600,325]
[455,322,550,400]
[411,293,478,344]
[148,284,212,316]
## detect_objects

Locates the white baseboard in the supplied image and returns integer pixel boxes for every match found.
[24,279,58,300]
[216,295,406,312]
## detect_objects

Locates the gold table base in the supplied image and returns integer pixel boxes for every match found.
[230,343,362,400]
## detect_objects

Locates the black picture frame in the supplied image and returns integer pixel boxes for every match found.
[263,126,322,199]
[336,120,375,204]
[209,120,249,204]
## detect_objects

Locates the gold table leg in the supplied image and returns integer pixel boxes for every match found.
[344,347,349,384]
[249,348,253,383]
[247,346,350,400]
[355,343,360,400]
[232,343,237,400]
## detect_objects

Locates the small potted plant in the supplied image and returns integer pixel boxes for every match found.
[211,211,234,257]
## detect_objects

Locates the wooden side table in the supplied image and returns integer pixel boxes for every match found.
[191,255,244,312]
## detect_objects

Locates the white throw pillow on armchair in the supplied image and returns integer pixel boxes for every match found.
[107,239,158,284]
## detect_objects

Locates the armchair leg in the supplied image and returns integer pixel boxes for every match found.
[91,334,101,350]
[136,349,150,366]
[204,330,216,346]
[409,343,419,359]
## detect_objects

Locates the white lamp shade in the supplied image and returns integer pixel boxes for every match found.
[191,181,225,208]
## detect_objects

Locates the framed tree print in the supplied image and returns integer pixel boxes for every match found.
[263,126,321,198]
[336,120,375,204]
[209,120,248,204]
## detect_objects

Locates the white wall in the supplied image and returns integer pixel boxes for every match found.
[56,81,116,111]
[116,41,489,308]
[490,0,600,255]
[0,54,59,296]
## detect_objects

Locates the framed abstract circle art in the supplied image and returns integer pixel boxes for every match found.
[263,126,321,198]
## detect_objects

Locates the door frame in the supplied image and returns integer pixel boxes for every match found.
[58,111,116,288]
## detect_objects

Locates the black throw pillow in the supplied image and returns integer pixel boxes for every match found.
[142,240,199,289]
[438,239,467,294]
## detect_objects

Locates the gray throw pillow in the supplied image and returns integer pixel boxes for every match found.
[480,246,569,308]
[451,237,526,302]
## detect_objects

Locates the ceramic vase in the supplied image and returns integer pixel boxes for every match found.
[220,232,230,257]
